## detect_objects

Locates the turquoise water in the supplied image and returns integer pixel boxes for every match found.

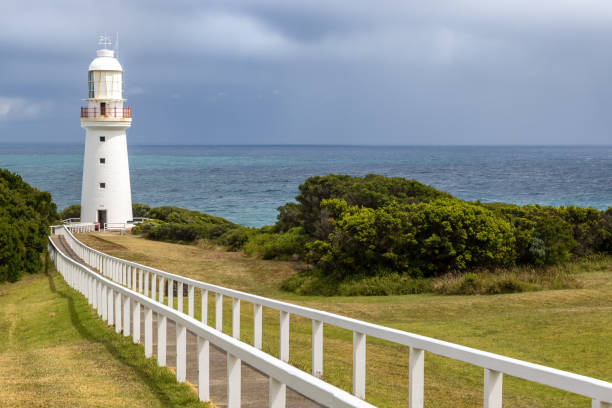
[1,144,611,227]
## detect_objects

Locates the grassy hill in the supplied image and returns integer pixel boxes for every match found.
[0,262,206,408]
[77,232,612,408]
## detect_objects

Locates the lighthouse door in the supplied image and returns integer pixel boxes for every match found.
[98,210,107,227]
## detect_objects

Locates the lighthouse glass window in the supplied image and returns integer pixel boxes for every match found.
[88,71,94,98]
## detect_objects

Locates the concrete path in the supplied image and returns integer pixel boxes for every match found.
[51,235,322,407]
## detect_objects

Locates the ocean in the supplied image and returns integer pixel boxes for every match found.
[1,144,611,227]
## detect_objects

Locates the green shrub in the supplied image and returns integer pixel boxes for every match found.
[58,204,81,220]
[306,198,515,278]
[244,227,307,260]
[132,203,151,218]
[0,169,57,282]
[276,174,451,238]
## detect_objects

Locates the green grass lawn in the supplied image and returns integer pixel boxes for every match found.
[76,232,612,408]
[0,261,207,408]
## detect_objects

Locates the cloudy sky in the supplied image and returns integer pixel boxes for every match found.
[1,0,611,145]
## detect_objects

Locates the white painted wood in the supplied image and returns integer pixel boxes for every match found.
[178,282,183,314]
[254,303,262,349]
[107,288,114,326]
[123,294,130,336]
[159,276,165,304]
[101,285,107,321]
[151,273,157,302]
[312,320,323,378]
[144,306,153,357]
[197,336,210,402]
[232,298,240,339]
[132,300,140,344]
[227,352,241,408]
[157,314,167,367]
[593,400,612,408]
[176,323,187,382]
[409,348,424,408]
[114,292,122,334]
[353,332,366,399]
[139,269,144,293]
[484,369,503,408]
[269,377,286,408]
[144,271,149,297]
[168,279,174,309]
[216,293,223,331]
[188,284,194,317]
[280,311,290,363]
[201,289,208,325]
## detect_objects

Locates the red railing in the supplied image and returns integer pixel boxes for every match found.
[80,107,131,119]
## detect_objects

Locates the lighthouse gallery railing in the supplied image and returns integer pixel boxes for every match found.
[52,225,612,407]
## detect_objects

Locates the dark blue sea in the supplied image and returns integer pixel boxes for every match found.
[1,144,611,227]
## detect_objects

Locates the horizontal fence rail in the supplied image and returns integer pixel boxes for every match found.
[53,225,612,407]
[48,234,373,408]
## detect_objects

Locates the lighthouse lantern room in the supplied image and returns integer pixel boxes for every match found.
[80,37,133,228]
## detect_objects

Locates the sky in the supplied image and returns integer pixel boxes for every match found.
[1,0,612,145]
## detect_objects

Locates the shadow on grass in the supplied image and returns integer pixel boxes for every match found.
[46,267,192,408]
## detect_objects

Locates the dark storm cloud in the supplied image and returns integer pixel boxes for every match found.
[1,0,611,144]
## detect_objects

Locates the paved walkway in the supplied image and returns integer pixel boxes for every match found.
[51,235,321,407]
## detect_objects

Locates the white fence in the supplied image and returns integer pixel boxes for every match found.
[48,233,373,408]
[63,222,96,233]
[52,225,612,408]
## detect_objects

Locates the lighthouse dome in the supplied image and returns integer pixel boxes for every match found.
[88,49,122,72]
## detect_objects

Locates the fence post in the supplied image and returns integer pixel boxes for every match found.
[232,298,240,339]
[198,336,210,402]
[280,311,289,363]
[157,314,167,366]
[269,377,286,408]
[145,306,153,358]
[107,288,114,326]
[227,353,241,408]
[176,323,186,382]
[132,301,140,344]
[168,279,174,309]
[178,282,183,313]
[409,348,424,408]
[253,303,262,349]
[159,277,165,304]
[144,271,149,297]
[101,285,108,321]
[484,369,503,408]
[151,273,157,302]
[188,285,194,317]
[201,289,208,325]
[114,292,122,334]
[123,294,130,336]
[353,331,366,399]
[215,293,223,331]
[312,320,323,378]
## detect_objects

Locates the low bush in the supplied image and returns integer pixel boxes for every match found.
[58,204,81,220]
[244,227,308,260]
[281,269,431,296]
[432,267,580,295]
[0,169,57,282]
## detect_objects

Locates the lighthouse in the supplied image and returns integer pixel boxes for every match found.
[80,38,133,228]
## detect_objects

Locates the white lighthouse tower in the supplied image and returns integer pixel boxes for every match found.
[80,37,133,228]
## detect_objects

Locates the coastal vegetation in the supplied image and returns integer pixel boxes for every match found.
[0,169,56,282]
[125,174,612,296]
